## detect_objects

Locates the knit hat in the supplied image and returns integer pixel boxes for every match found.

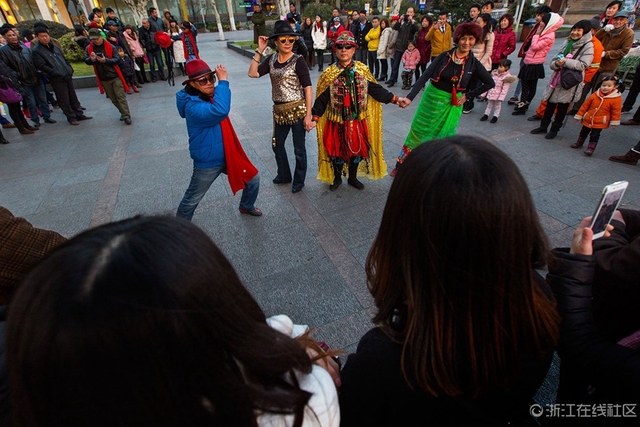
[182,59,214,85]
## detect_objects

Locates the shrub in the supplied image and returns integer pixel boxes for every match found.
[58,32,86,62]
[16,19,72,40]
[300,4,334,21]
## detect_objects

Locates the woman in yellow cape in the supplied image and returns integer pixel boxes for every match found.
[311,31,401,191]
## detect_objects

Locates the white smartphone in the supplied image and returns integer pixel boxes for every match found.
[589,181,629,239]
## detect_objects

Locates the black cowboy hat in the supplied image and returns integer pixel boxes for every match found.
[269,20,300,39]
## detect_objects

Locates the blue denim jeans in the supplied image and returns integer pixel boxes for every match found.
[273,118,307,190]
[20,83,50,125]
[176,164,260,221]
[147,50,165,79]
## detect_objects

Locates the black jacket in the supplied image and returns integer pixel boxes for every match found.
[407,49,495,101]
[354,21,372,49]
[547,248,640,404]
[84,42,121,81]
[139,25,160,52]
[105,29,133,58]
[0,42,40,86]
[32,42,74,79]
[393,19,420,52]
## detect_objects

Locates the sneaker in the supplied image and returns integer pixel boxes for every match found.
[480,114,488,121]
[507,96,519,105]
[239,207,263,216]
[462,109,472,114]
[490,117,498,123]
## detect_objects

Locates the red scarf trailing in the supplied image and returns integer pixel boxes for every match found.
[87,42,130,94]
[181,31,199,60]
[219,116,258,194]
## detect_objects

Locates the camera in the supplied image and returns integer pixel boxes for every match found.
[404,14,410,21]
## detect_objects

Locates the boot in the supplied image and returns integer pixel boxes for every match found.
[570,137,586,149]
[347,160,364,190]
[179,63,186,76]
[584,141,598,156]
[609,149,640,165]
[0,129,9,144]
[132,85,140,93]
[17,123,34,134]
[512,101,529,115]
[379,74,387,82]
[330,162,342,191]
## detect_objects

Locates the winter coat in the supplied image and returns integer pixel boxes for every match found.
[595,26,635,73]
[575,88,622,129]
[542,33,594,105]
[472,31,494,71]
[31,41,74,80]
[251,11,268,45]
[169,30,186,63]
[301,25,313,50]
[486,70,516,102]
[401,48,420,70]
[119,55,135,78]
[416,26,431,65]
[491,26,516,65]
[523,13,564,65]
[354,21,372,49]
[123,31,145,58]
[377,27,392,59]
[327,23,345,45]
[386,29,398,58]
[0,43,40,87]
[312,21,327,50]
[393,19,420,52]
[139,25,160,52]
[426,23,452,58]
[584,37,604,83]
[365,25,380,52]
[546,248,640,406]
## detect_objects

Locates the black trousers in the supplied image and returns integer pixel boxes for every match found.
[367,51,379,77]
[541,101,570,132]
[315,49,324,70]
[134,56,147,83]
[520,79,539,104]
[415,62,427,80]
[49,76,83,122]
[5,101,27,128]
[622,63,640,110]
[578,125,602,142]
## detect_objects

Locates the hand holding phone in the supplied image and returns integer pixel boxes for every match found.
[589,181,628,239]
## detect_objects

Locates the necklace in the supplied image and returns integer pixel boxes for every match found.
[452,50,468,65]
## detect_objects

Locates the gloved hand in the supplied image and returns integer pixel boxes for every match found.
[604,24,614,32]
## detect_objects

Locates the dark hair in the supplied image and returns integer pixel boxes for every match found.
[92,7,101,13]
[148,6,157,13]
[536,5,553,16]
[438,10,449,17]
[470,3,481,12]
[380,17,390,28]
[477,13,493,35]
[421,15,433,26]
[571,19,592,33]
[359,9,366,14]
[482,1,494,8]
[181,21,191,29]
[74,24,86,36]
[499,13,514,28]
[7,216,316,426]
[499,58,511,68]
[605,0,623,10]
[453,21,483,44]
[105,7,114,13]
[21,29,33,41]
[366,136,559,398]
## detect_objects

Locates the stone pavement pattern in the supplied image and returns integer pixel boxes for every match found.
[2,30,640,380]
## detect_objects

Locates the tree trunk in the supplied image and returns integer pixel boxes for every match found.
[335,0,340,10]
[122,0,149,25]
[390,0,402,17]
[276,0,288,19]
[381,0,388,15]
[224,0,237,30]
[210,0,226,40]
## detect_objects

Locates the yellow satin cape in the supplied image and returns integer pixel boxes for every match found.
[315,62,387,184]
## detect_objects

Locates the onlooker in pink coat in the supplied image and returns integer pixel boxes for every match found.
[482,59,517,123]
[401,41,421,90]
[491,14,516,69]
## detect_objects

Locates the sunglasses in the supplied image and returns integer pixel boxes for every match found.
[195,74,216,85]
[336,44,354,50]
[277,37,296,44]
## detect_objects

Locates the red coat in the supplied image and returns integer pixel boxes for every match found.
[328,24,346,44]
[575,89,622,129]
[491,26,516,65]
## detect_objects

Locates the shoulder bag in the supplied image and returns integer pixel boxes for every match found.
[0,76,22,104]
[560,43,587,90]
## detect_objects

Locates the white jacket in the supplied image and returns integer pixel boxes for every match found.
[257,315,340,427]
[377,27,392,59]
[312,22,328,50]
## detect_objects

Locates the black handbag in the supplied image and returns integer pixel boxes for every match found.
[559,43,587,90]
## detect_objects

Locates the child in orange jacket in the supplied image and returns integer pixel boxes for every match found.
[573,75,622,156]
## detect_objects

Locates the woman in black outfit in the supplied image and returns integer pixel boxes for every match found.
[339,136,560,426]
[301,16,315,70]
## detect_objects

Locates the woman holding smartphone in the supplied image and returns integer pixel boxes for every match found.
[339,136,560,425]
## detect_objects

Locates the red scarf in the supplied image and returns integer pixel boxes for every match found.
[181,31,199,60]
[87,42,130,94]
[219,116,258,194]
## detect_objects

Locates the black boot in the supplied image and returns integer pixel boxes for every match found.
[330,162,342,191]
[179,63,186,76]
[0,129,9,144]
[348,160,364,190]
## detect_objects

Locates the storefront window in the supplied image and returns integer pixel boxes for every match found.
[11,0,42,21]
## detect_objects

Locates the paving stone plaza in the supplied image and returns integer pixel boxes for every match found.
[2,29,640,398]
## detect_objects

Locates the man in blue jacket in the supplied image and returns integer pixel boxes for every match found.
[176,59,262,220]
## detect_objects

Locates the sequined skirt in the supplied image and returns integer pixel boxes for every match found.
[273,99,307,125]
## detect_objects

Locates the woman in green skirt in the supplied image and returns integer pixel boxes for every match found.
[392,22,494,176]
